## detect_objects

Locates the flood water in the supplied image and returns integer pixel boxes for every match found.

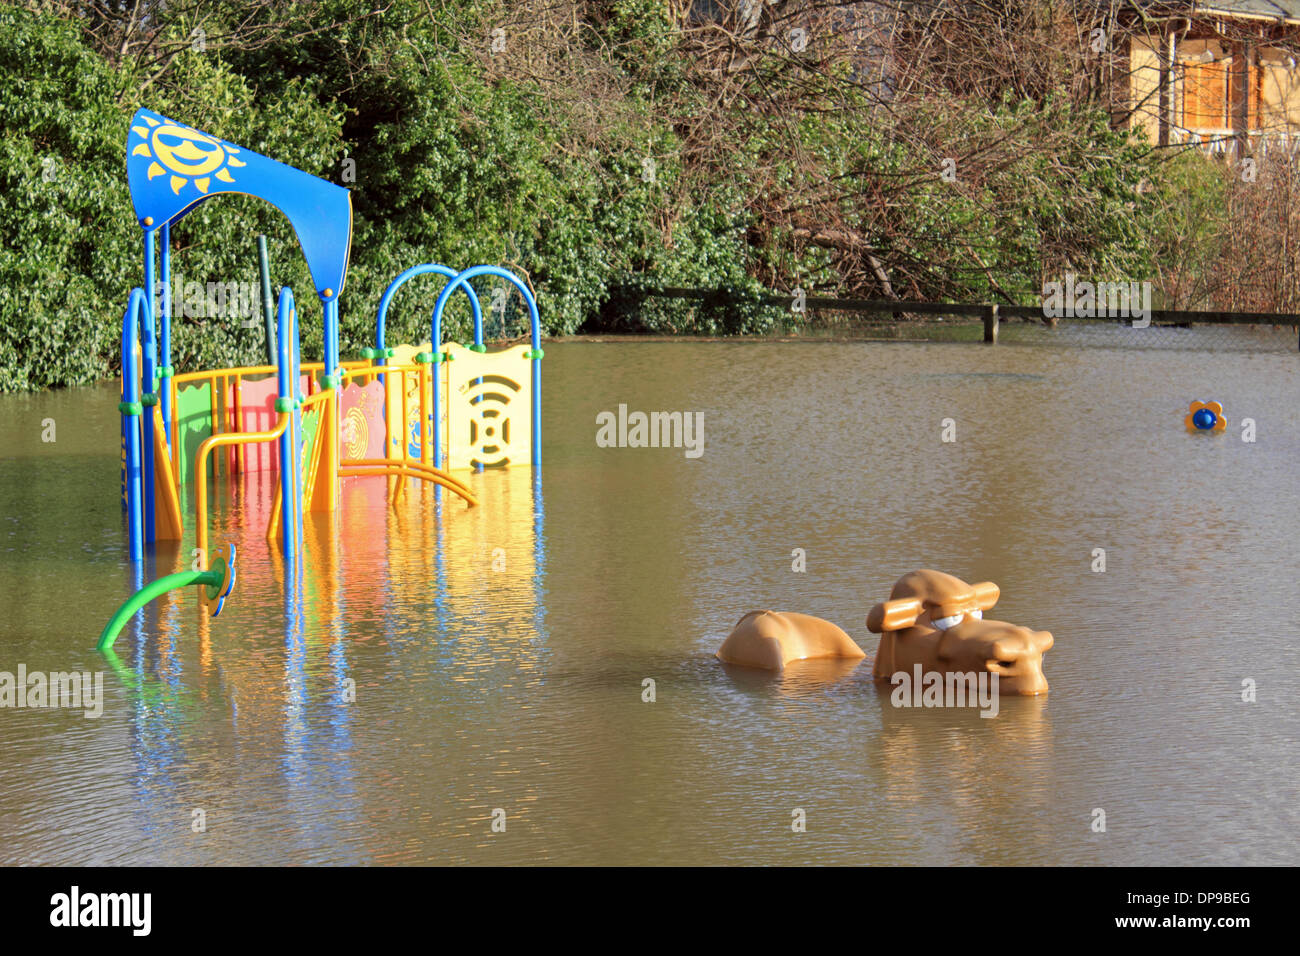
[1,334,1298,865]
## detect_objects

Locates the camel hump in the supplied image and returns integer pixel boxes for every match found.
[733,609,780,630]
[717,610,864,670]
[883,570,999,619]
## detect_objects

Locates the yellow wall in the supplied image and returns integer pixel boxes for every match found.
[1129,33,1300,143]
[1130,35,1163,144]
[1259,55,1300,131]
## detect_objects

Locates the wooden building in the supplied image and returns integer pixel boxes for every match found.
[1126,1,1300,156]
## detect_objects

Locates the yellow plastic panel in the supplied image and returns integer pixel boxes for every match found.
[442,342,534,470]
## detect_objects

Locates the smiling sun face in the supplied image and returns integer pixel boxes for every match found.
[131,114,245,196]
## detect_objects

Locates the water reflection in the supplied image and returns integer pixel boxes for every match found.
[116,549,193,837]
[717,656,865,699]
[96,464,547,863]
[868,688,1055,865]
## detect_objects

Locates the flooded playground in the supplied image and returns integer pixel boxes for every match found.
[1,335,1298,866]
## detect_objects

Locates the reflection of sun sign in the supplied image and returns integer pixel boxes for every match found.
[130,113,246,196]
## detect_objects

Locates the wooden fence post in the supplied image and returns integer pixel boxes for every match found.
[984,304,999,344]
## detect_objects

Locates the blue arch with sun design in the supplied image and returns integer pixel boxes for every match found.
[126,108,352,299]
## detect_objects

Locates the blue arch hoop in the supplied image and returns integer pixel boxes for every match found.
[375,263,486,353]
[430,266,542,468]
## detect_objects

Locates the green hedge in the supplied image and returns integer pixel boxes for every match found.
[0,2,1176,393]
[0,3,774,392]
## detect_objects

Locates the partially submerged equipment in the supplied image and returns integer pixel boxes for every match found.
[108,109,542,647]
[716,570,1055,696]
[98,545,236,651]
[1186,400,1227,432]
[867,570,1053,696]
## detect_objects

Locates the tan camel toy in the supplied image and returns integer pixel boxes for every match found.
[714,611,867,671]
[715,569,1053,696]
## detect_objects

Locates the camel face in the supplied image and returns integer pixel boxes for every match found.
[935,616,1053,696]
[868,570,1053,696]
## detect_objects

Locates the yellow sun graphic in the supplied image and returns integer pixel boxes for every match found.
[130,114,246,196]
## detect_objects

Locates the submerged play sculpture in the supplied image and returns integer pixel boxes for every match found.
[1185,400,1227,432]
[98,545,236,651]
[716,570,1054,696]
[867,570,1052,696]
[108,109,543,646]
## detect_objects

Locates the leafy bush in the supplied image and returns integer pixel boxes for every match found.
[0,1,1207,393]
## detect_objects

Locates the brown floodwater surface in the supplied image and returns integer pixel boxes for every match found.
[0,336,1297,864]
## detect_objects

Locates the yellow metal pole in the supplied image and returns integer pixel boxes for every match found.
[420,362,432,468]
[195,413,289,559]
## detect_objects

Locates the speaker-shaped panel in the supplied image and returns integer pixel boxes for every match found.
[443,342,534,470]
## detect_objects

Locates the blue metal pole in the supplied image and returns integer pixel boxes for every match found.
[141,230,157,543]
[431,297,444,469]
[322,295,338,377]
[320,295,340,517]
[120,290,146,562]
[159,221,172,446]
[291,301,304,558]
[318,306,329,378]
[532,349,541,467]
[276,288,299,562]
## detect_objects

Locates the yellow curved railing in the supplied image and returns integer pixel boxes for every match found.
[340,458,477,507]
[168,360,368,479]
[171,359,369,386]
[341,456,473,498]
[184,355,471,560]
[265,389,334,542]
[195,413,289,559]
